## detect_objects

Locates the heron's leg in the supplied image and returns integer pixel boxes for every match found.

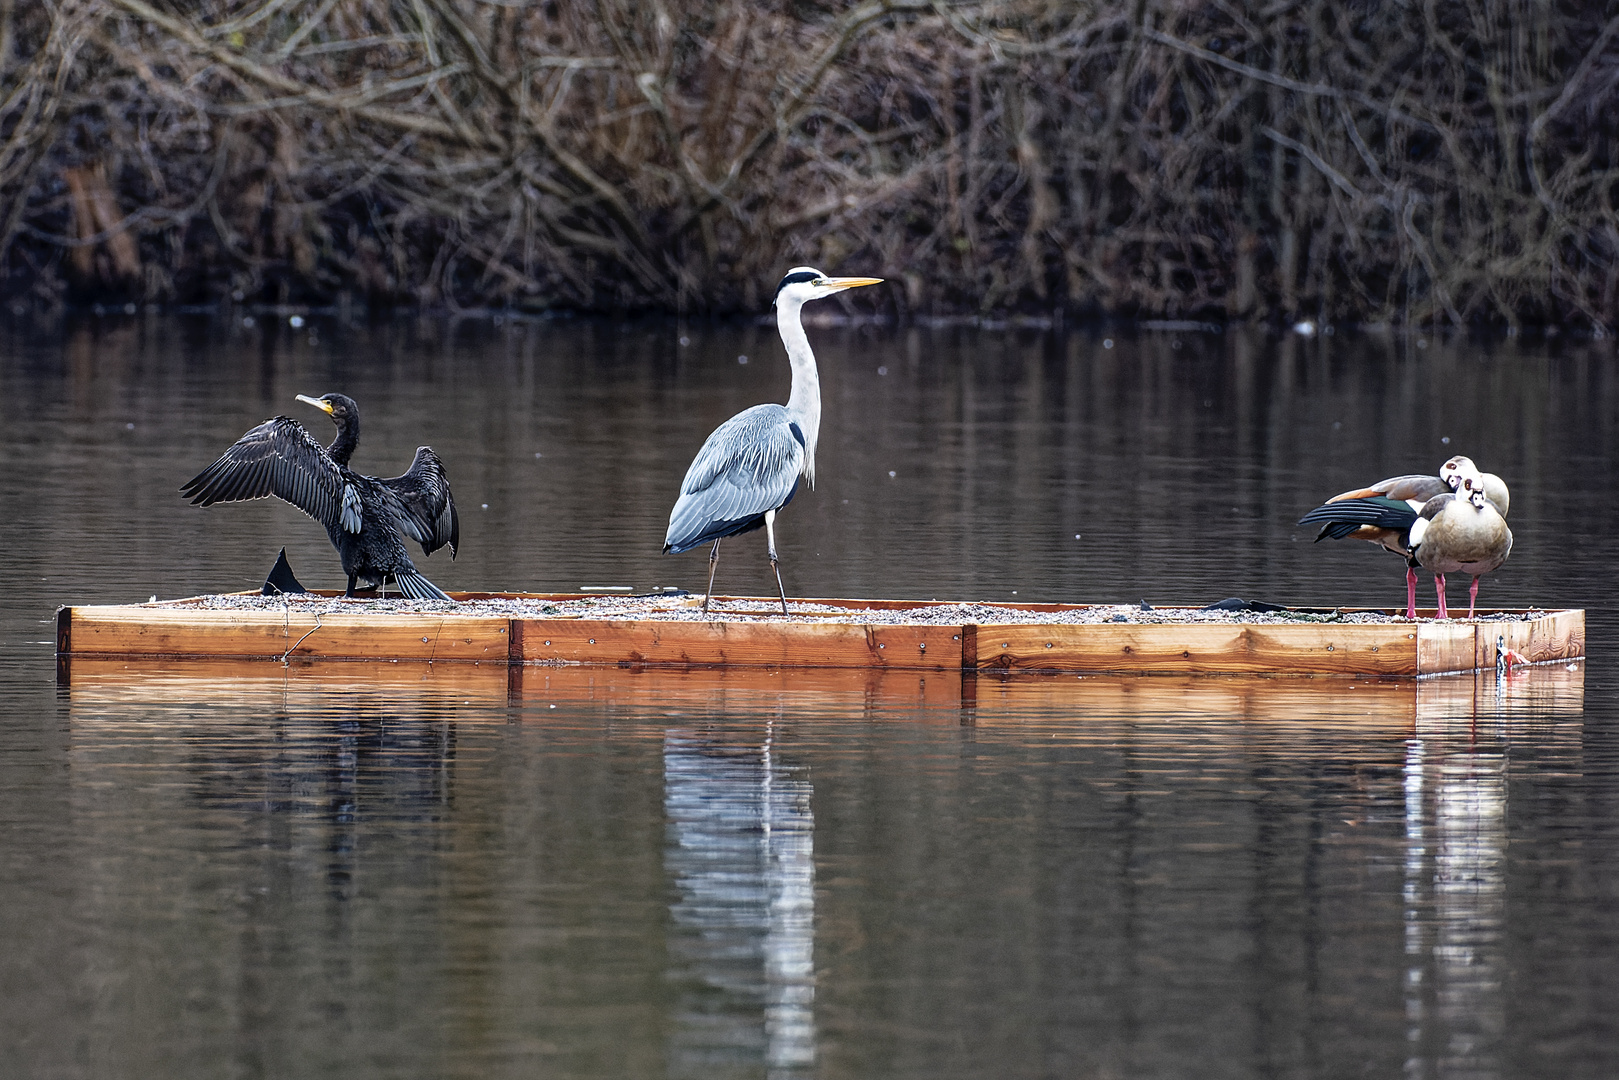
[346,573,358,598]
[1468,576,1480,620]
[703,539,722,614]
[1405,566,1418,619]
[764,509,788,616]
[1434,573,1448,619]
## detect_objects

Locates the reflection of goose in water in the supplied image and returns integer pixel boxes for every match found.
[182,393,459,599]
[664,728,815,1077]
[1403,715,1507,1077]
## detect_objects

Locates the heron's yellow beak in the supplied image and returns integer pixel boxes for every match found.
[295,394,334,414]
[823,276,884,292]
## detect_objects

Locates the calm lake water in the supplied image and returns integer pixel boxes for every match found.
[2,311,1618,1078]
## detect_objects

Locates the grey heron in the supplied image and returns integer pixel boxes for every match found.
[664,266,883,614]
[182,393,460,599]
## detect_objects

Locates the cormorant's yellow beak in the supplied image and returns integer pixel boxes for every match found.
[295,394,334,414]
[822,276,884,292]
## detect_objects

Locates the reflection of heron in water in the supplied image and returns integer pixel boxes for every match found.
[182,393,460,599]
[664,727,816,1076]
[665,267,883,614]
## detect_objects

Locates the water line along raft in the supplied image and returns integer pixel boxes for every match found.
[54,592,1584,679]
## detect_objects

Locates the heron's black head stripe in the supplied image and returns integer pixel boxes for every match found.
[775,270,818,297]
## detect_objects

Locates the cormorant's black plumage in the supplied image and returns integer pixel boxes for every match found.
[182,393,459,599]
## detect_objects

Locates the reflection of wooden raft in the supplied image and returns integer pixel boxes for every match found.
[59,659,1588,733]
[55,595,1584,678]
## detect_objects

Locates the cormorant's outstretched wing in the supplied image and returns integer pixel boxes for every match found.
[379,446,459,558]
[665,404,805,554]
[181,416,360,533]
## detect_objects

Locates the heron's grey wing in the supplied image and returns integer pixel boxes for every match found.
[379,446,460,557]
[180,416,357,532]
[666,405,804,552]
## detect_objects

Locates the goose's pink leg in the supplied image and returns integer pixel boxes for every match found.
[1406,566,1418,619]
[1468,576,1479,620]
[1434,573,1448,619]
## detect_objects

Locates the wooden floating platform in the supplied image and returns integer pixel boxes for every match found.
[54,594,1585,678]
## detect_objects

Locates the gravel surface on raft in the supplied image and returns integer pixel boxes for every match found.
[163,593,1551,625]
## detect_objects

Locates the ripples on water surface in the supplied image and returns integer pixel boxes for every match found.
[3,314,1618,1078]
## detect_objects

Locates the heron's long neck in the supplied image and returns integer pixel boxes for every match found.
[778,299,820,486]
[328,416,359,467]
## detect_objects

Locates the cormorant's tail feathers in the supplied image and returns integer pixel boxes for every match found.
[393,569,453,602]
[262,548,308,595]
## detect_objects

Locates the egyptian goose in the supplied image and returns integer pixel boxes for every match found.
[1297,456,1508,617]
[1408,474,1513,619]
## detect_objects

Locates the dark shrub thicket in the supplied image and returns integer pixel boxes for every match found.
[1,0,1615,327]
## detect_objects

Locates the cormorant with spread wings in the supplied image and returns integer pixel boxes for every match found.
[181,393,460,600]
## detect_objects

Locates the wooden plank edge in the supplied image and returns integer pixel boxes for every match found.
[56,648,508,667]
[56,604,1583,677]
[55,607,72,688]
[1416,609,1586,675]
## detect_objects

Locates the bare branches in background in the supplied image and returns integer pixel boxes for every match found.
[0,0,1614,327]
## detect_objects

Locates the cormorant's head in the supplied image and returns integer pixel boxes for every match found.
[773,266,884,307]
[296,393,358,426]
